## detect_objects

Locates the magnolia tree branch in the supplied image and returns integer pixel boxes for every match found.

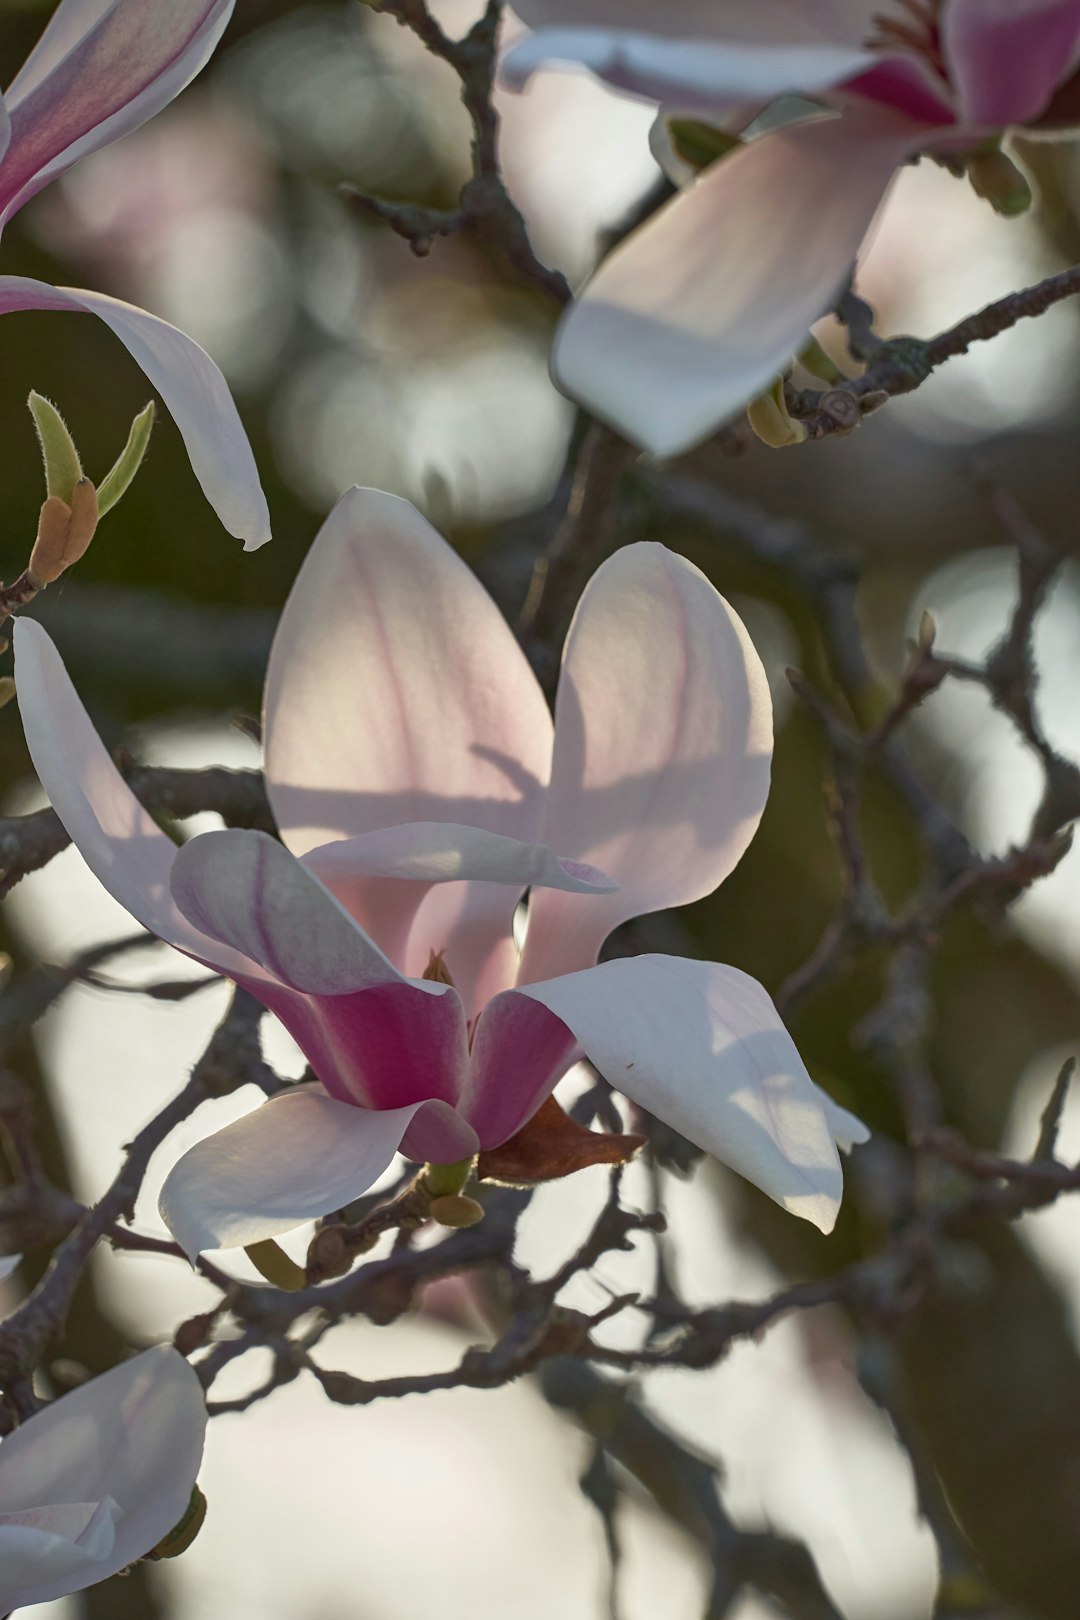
[342,0,571,305]
[788,261,1080,437]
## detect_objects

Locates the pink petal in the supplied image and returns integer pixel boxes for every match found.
[515,955,846,1232]
[0,277,270,548]
[942,0,1080,127]
[170,828,402,994]
[158,1085,476,1256]
[263,487,551,853]
[263,487,552,1009]
[12,619,254,977]
[0,1346,205,1607]
[518,543,772,982]
[257,978,471,1118]
[502,31,875,112]
[549,109,919,456]
[460,993,580,1147]
[0,0,231,225]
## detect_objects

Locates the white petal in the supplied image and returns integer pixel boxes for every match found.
[0,276,270,547]
[550,110,918,456]
[508,0,874,47]
[503,30,874,111]
[0,1346,205,1607]
[170,828,402,994]
[513,954,845,1231]
[815,1085,869,1153]
[519,543,771,981]
[158,1086,460,1256]
[0,1254,20,1284]
[0,1501,121,1603]
[13,618,254,977]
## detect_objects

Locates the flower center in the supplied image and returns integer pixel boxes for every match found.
[867,0,945,78]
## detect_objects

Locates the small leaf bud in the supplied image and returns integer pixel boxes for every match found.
[746,377,808,449]
[27,479,99,586]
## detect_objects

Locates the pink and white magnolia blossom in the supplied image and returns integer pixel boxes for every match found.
[14,486,865,1258]
[0,1,269,548]
[0,1346,206,1612]
[503,0,1080,456]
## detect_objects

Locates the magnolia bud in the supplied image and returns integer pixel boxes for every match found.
[145,1485,207,1561]
[428,1193,485,1228]
[967,147,1033,217]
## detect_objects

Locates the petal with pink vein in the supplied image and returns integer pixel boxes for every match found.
[0,277,269,547]
[549,109,920,455]
[0,1,233,225]
[263,486,551,853]
[520,542,771,981]
[514,954,846,1232]
[170,828,402,994]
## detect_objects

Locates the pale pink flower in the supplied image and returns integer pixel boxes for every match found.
[0,1347,206,1611]
[15,486,864,1257]
[0,1,269,547]
[503,0,1080,456]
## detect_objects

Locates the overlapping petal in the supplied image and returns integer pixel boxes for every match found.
[519,543,772,981]
[0,278,269,547]
[0,1,233,225]
[942,0,1080,126]
[513,954,846,1232]
[159,1086,476,1257]
[548,110,920,456]
[0,1346,206,1609]
[171,828,401,994]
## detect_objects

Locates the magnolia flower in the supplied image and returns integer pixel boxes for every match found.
[15,486,864,1258]
[0,1,269,548]
[0,1346,206,1612]
[503,0,1080,457]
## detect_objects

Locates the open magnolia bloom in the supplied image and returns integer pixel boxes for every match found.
[15,486,865,1258]
[0,1,269,548]
[0,1347,206,1612]
[503,0,1080,457]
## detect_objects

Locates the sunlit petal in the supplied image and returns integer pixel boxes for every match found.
[158,1086,476,1256]
[513,954,846,1232]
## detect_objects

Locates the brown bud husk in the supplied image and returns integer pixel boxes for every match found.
[27,478,98,585]
[477,1095,645,1186]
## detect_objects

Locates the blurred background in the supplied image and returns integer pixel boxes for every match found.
[3,2,1080,1617]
